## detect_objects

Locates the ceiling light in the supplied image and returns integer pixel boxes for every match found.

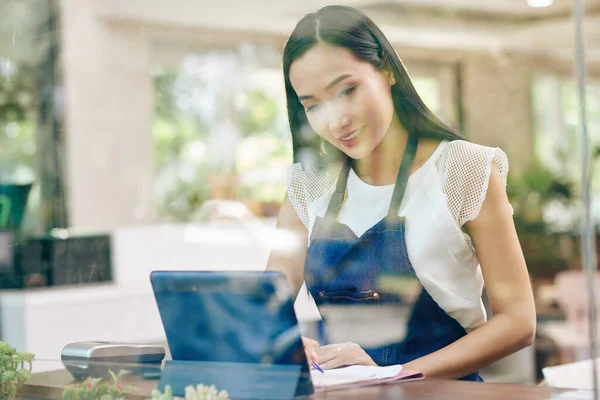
[527,0,554,7]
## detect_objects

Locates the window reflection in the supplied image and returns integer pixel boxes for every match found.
[151,45,443,222]
[0,0,599,395]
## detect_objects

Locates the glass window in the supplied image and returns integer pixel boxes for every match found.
[152,45,444,221]
[0,58,36,184]
[533,73,600,227]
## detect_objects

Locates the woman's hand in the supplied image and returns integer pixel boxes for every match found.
[302,336,319,365]
[316,342,377,369]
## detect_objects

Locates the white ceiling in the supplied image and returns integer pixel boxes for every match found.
[358,0,596,17]
[2,0,600,65]
[89,0,600,63]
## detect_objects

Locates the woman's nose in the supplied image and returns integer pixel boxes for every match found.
[328,109,352,136]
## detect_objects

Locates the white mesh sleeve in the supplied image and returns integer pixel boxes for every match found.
[285,162,342,229]
[435,140,509,228]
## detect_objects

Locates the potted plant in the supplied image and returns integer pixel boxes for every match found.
[151,384,230,400]
[62,369,135,400]
[62,376,230,400]
[506,158,576,279]
[0,341,35,400]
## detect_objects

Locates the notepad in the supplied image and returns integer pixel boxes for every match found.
[310,364,424,391]
[542,358,600,390]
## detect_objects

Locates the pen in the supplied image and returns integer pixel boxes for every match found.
[311,362,324,374]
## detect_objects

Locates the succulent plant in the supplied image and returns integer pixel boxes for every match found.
[151,384,230,400]
[0,341,35,400]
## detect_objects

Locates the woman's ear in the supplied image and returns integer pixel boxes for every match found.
[387,70,396,86]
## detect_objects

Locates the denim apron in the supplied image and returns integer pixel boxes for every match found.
[304,134,482,381]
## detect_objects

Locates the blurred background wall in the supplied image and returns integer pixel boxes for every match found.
[2,0,600,385]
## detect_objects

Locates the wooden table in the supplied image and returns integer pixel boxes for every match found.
[21,368,582,400]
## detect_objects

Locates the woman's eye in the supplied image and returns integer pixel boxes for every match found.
[305,104,320,113]
[340,87,356,97]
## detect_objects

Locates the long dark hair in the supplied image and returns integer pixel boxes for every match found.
[283,5,465,164]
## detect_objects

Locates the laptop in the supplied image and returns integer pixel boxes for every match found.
[150,270,314,398]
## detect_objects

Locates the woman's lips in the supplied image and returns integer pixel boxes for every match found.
[339,127,364,142]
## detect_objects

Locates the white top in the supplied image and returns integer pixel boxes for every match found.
[286,140,510,330]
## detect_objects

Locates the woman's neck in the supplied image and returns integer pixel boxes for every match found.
[353,119,409,186]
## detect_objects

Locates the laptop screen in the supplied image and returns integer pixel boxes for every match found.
[150,270,313,397]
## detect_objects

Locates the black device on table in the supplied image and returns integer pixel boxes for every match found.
[61,341,165,380]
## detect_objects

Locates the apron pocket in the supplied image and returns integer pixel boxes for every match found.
[318,289,381,306]
[317,290,409,348]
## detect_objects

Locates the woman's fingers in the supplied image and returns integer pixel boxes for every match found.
[316,343,376,369]
[319,354,349,370]
[301,336,319,364]
[316,344,344,364]
[306,348,318,364]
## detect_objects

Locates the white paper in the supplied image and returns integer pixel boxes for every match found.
[310,364,403,388]
[543,358,600,390]
[549,390,595,400]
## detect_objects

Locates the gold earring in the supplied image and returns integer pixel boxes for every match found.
[319,137,328,156]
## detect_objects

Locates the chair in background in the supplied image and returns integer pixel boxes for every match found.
[544,270,600,365]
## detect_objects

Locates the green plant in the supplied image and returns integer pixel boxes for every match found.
[507,157,575,234]
[151,384,230,400]
[62,369,135,400]
[0,341,35,400]
[506,158,577,277]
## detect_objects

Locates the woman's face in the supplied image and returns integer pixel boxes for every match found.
[289,43,396,160]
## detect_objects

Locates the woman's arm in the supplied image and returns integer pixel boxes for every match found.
[265,193,309,299]
[402,165,536,379]
[266,194,319,364]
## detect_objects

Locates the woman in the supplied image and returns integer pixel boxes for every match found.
[266,5,535,381]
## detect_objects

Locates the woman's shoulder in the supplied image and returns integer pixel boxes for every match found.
[285,161,343,228]
[434,139,509,180]
[286,161,343,189]
[437,139,506,159]
[433,139,510,227]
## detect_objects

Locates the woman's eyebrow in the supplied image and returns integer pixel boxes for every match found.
[298,74,353,101]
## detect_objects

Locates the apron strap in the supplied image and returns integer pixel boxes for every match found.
[324,134,420,221]
[387,133,419,219]
[324,159,352,219]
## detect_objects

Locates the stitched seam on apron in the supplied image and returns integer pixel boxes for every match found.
[310,236,356,241]
[323,296,377,300]
[378,298,389,365]
[368,229,402,234]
